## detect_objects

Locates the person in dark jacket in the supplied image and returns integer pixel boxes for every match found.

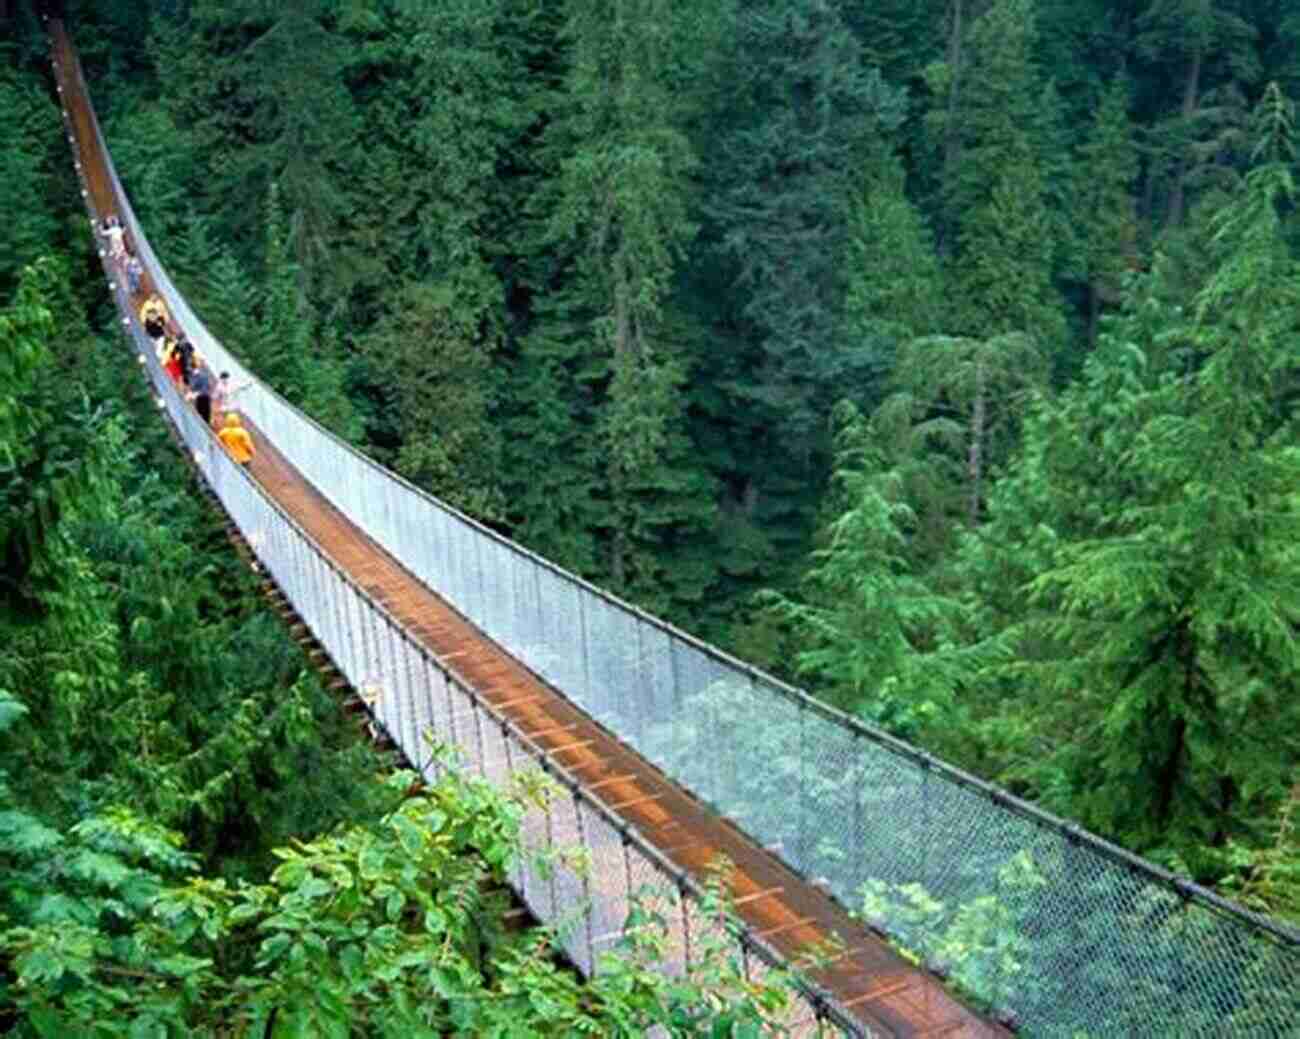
[187,358,214,425]
[175,337,195,387]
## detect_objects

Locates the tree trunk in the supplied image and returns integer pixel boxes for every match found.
[609,262,631,592]
[967,359,985,524]
[611,529,627,589]
[938,0,965,254]
[1156,619,1196,826]
[1165,47,1202,229]
[1088,281,1101,348]
[1155,715,1187,827]
[1211,775,1237,847]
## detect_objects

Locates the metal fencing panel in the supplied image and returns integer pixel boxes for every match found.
[56,20,1300,1037]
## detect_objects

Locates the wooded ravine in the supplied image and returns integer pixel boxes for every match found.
[1,0,1297,1034]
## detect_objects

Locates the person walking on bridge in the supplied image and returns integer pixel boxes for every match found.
[211,371,250,430]
[125,253,144,296]
[101,215,127,269]
[187,358,214,426]
[218,412,255,468]
[163,340,184,386]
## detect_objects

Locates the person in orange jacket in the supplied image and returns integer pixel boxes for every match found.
[218,411,255,467]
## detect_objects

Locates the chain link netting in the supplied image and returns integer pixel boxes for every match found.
[55,22,1299,1038]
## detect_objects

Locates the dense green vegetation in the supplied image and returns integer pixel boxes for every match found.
[1,0,1297,1029]
[0,248,794,1034]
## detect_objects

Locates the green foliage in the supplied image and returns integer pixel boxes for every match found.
[165,0,357,297]
[500,0,722,614]
[0,58,61,297]
[0,258,108,613]
[4,768,799,1037]
[842,144,946,392]
[765,404,985,733]
[858,851,1048,1013]
[955,93,1300,862]
[41,0,1300,952]
[1072,76,1142,346]
[361,281,504,518]
[942,0,1066,348]
[708,1,906,450]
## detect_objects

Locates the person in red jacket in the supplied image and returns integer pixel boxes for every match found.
[163,342,183,386]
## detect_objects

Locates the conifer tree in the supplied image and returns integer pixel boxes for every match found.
[0,63,59,296]
[168,0,357,296]
[505,0,719,608]
[1074,77,1141,345]
[0,259,107,615]
[340,0,532,314]
[362,281,504,520]
[709,0,905,453]
[944,0,1066,350]
[1135,0,1258,229]
[894,332,1047,524]
[673,0,908,620]
[768,404,982,735]
[972,86,1300,853]
[842,145,947,395]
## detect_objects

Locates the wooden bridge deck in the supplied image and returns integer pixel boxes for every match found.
[51,19,1008,1038]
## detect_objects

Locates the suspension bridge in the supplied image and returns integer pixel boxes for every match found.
[46,15,1299,1038]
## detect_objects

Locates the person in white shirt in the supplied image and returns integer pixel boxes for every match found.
[211,371,251,430]
[101,215,126,264]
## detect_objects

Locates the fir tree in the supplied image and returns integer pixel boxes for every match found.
[709,0,905,452]
[1073,77,1141,346]
[768,404,984,736]
[0,61,59,297]
[944,0,1066,350]
[166,0,357,297]
[893,331,1048,524]
[504,0,719,608]
[973,86,1300,854]
[842,144,947,400]
[1135,0,1258,228]
[361,281,504,520]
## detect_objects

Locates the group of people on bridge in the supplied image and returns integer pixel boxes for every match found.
[98,214,256,468]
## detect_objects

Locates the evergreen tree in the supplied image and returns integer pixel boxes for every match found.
[674,0,908,626]
[842,144,947,396]
[361,281,504,519]
[503,0,720,610]
[0,259,102,614]
[943,0,1066,350]
[768,403,983,736]
[0,60,59,296]
[1073,77,1141,345]
[893,331,1048,524]
[338,0,534,310]
[969,86,1300,856]
[844,0,946,91]
[1135,0,1259,228]
[164,0,357,297]
[709,0,905,452]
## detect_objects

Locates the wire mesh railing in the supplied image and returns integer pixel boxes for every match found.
[56,18,1300,1037]
[51,26,862,1038]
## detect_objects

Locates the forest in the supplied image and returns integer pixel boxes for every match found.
[1,0,1298,1033]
